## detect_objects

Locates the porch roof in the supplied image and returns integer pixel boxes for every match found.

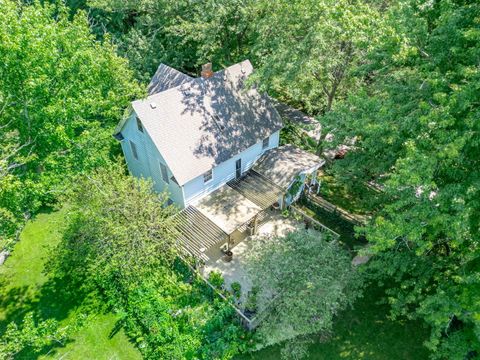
[175,205,228,261]
[195,185,262,235]
[253,145,325,189]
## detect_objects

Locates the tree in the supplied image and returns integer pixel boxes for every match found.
[85,0,256,81]
[0,0,141,247]
[0,127,31,250]
[322,0,480,357]
[0,313,68,360]
[251,0,380,113]
[246,230,362,358]
[56,162,178,304]
[247,0,383,156]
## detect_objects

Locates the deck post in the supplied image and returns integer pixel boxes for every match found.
[253,214,258,235]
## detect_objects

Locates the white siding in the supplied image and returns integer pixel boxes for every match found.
[120,113,185,207]
[183,130,280,206]
[120,112,280,209]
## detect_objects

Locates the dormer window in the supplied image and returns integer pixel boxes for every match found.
[203,169,213,183]
[136,116,144,133]
[262,136,269,150]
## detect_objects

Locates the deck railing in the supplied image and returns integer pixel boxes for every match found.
[289,205,340,240]
[305,193,367,225]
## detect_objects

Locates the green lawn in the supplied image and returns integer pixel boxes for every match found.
[238,282,430,360]
[0,210,141,360]
[318,172,378,216]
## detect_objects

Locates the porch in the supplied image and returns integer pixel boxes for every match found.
[174,146,327,264]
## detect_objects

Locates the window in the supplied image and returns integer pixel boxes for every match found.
[129,140,138,160]
[160,162,169,183]
[113,132,124,141]
[262,136,269,149]
[203,169,213,183]
[136,116,144,133]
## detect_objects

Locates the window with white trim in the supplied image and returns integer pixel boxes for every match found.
[129,140,138,160]
[160,162,169,183]
[203,169,213,183]
[136,116,144,133]
[262,136,269,149]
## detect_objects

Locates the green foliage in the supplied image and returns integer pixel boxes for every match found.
[0,313,67,359]
[231,282,242,299]
[208,270,225,290]
[85,0,256,81]
[322,0,480,357]
[52,164,248,359]
[0,209,142,359]
[251,0,382,114]
[0,0,141,249]
[55,162,177,302]
[247,230,363,358]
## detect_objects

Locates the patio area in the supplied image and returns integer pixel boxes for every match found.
[200,211,320,307]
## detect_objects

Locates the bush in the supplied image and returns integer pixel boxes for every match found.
[208,271,225,289]
[231,282,242,298]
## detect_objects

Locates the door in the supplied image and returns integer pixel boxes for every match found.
[235,159,242,179]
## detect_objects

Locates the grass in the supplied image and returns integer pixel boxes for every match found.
[0,209,141,359]
[237,282,430,360]
[318,172,378,216]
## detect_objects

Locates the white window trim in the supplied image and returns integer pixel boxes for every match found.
[129,140,138,160]
[203,169,213,184]
[160,162,169,184]
[136,116,144,133]
[262,136,269,150]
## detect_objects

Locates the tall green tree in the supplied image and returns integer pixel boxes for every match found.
[86,0,255,81]
[251,0,381,114]
[323,1,480,357]
[247,230,362,359]
[0,0,141,247]
[56,162,178,302]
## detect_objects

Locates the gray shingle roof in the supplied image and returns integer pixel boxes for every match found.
[273,100,322,141]
[131,60,283,186]
[253,145,325,189]
[148,64,193,95]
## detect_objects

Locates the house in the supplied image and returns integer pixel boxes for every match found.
[114,60,284,208]
[114,60,326,260]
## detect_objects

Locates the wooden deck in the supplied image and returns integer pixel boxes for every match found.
[175,170,284,262]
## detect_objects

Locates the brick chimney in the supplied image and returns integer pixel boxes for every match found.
[201,63,214,79]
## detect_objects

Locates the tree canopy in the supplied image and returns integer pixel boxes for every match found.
[0,0,141,248]
[247,230,362,357]
[1,0,479,358]
[322,0,480,357]
[56,162,178,298]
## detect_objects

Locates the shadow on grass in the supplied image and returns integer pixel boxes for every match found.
[0,217,103,358]
[297,197,366,250]
[0,271,99,358]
